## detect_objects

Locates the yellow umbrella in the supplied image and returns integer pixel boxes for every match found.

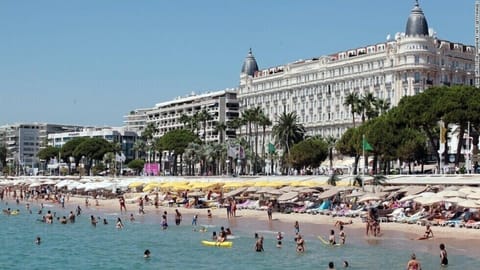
[189,182,222,190]
[143,182,162,192]
[262,181,288,188]
[223,182,248,189]
[128,181,145,188]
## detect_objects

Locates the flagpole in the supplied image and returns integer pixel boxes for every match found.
[362,134,365,190]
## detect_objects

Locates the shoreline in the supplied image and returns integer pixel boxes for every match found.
[16,194,478,259]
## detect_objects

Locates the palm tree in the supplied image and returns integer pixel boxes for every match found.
[141,123,158,162]
[184,142,201,175]
[272,112,305,174]
[215,122,227,144]
[327,172,339,186]
[343,92,360,127]
[325,136,337,172]
[258,113,272,161]
[197,108,213,143]
[372,174,387,187]
[132,140,145,160]
[373,98,391,116]
[352,175,363,188]
[358,93,376,123]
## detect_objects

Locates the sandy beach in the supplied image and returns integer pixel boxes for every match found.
[39,194,479,259]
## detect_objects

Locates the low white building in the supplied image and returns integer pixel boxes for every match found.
[47,127,138,161]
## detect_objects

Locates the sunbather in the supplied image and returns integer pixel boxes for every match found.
[334,219,353,227]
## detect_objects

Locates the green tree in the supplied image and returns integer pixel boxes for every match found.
[288,138,328,171]
[37,146,60,163]
[128,159,145,175]
[156,129,200,175]
[0,144,8,168]
[272,112,305,174]
[73,137,113,175]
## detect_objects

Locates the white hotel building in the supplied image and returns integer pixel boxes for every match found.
[239,3,475,146]
[125,89,239,143]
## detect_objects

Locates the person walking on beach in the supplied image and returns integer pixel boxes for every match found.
[138,197,145,215]
[207,209,212,219]
[406,253,422,270]
[417,224,433,240]
[439,243,448,266]
[175,209,182,225]
[267,201,273,221]
[294,221,300,234]
[119,196,127,213]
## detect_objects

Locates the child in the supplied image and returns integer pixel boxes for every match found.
[440,243,448,266]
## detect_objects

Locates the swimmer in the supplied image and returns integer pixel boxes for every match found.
[212,231,217,241]
[276,232,283,248]
[144,249,151,258]
[343,261,349,268]
[130,213,135,222]
[60,216,67,224]
[254,236,264,252]
[296,234,305,253]
[339,225,346,245]
[116,218,124,229]
[103,218,108,225]
[329,229,336,245]
[254,232,259,239]
[406,253,422,270]
[35,236,41,245]
[91,215,98,227]
[328,261,335,269]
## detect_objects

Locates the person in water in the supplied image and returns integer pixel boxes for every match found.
[329,229,336,245]
[439,243,448,266]
[116,218,124,229]
[254,236,264,252]
[328,261,335,269]
[90,215,98,227]
[192,214,198,226]
[276,232,283,248]
[35,236,41,245]
[339,225,346,245]
[296,234,305,253]
[144,249,151,258]
[406,253,422,270]
[174,209,182,226]
[343,261,349,268]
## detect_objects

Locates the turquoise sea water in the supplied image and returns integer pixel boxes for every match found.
[1,202,478,270]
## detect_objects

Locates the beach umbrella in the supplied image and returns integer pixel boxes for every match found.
[222,182,248,189]
[245,186,258,193]
[467,193,480,200]
[437,190,466,198]
[297,188,319,194]
[188,191,205,197]
[444,197,466,204]
[358,194,381,203]
[277,191,299,202]
[344,191,366,198]
[265,189,283,196]
[399,194,419,202]
[128,182,145,189]
[414,196,443,206]
[457,199,480,209]
[224,187,247,198]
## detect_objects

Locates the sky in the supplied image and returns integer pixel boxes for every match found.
[0,0,475,126]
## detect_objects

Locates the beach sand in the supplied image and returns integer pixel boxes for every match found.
[51,194,480,258]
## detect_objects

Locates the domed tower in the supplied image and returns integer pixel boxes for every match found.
[241,48,259,77]
[405,0,429,36]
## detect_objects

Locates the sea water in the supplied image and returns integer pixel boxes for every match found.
[0,203,478,270]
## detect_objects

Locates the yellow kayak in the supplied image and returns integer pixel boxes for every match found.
[201,240,233,248]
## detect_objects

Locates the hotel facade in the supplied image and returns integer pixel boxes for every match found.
[238,3,475,149]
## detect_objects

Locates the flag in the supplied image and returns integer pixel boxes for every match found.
[362,138,373,151]
[268,143,276,154]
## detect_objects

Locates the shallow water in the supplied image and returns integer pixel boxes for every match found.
[0,202,478,270]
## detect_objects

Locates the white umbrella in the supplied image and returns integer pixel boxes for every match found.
[467,193,480,200]
[414,196,443,206]
[277,191,299,202]
[188,191,205,197]
[399,194,419,202]
[358,194,381,203]
[457,199,480,209]
[437,190,466,198]
[444,197,465,204]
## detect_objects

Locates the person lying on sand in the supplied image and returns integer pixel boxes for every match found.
[334,219,353,227]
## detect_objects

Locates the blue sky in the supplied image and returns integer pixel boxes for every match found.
[0,0,475,126]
